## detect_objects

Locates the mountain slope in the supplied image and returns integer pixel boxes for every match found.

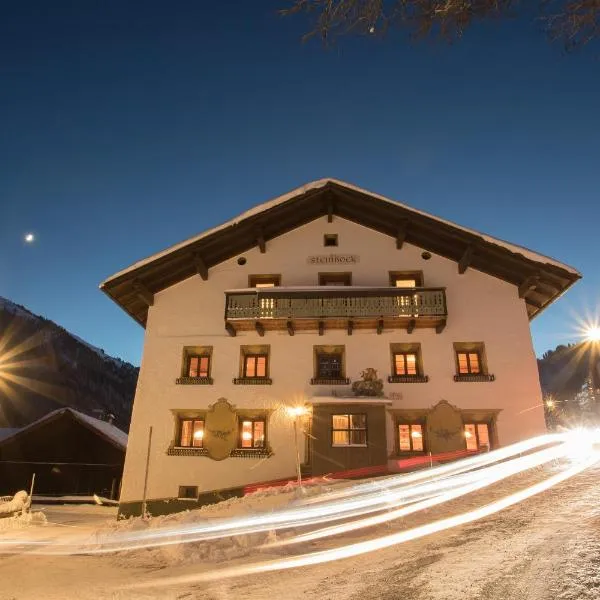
[0,297,138,431]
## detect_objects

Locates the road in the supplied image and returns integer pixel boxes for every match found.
[0,458,599,600]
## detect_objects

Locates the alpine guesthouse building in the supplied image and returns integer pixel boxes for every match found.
[101,179,580,517]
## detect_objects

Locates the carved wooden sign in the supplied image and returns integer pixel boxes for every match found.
[204,398,237,461]
[307,254,360,265]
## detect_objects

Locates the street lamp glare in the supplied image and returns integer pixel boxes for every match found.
[585,326,600,342]
[287,406,308,418]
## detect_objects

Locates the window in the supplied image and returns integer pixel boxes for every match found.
[244,354,268,378]
[179,418,205,448]
[324,234,338,247]
[178,346,213,383]
[187,354,210,378]
[319,272,352,286]
[389,343,427,382]
[239,418,266,448]
[389,271,423,288]
[317,353,343,379]
[249,274,280,288]
[398,423,425,452]
[332,414,367,446]
[454,342,490,379]
[178,486,198,499]
[312,346,346,383]
[464,423,491,451]
[394,353,418,376]
[457,352,481,375]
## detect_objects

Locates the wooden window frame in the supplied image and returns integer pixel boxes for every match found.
[248,274,281,288]
[177,418,205,448]
[453,342,493,381]
[316,352,344,379]
[318,272,352,286]
[397,421,426,453]
[331,413,368,447]
[238,417,267,449]
[456,351,482,375]
[464,422,492,451]
[186,354,211,378]
[389,271,424,287]
[393,352,419,377]
[243,353,269,378]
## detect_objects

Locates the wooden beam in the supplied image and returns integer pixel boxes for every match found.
[327,196,334,223]
[287,320,294,336]
[396,220,408,250]
[132,280,154,307]
[192,253,209,281]
[458,245,474,274]
[377,319,384,335]
[407,319,416,334]
[318,320,325,336]
[435,319,447,334]
[518,276,540,299]
[225,322,237,337]
[347,320,354,335]
[255,322,265,337]
[256,229,266,253]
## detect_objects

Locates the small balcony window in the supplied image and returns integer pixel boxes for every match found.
[389,271,423,288]
[249,274,280,288]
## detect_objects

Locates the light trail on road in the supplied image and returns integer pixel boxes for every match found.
[1,429,599,588]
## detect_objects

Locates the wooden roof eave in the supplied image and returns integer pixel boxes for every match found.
[100,181,580,327]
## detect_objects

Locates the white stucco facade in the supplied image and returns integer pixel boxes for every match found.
[119,215,547,510]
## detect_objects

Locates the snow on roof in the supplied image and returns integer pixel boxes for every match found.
[101,178,580,285]
[0,408,127,450]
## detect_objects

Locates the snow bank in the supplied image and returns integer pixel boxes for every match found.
[94,483,326,568]
[0,511,47,531]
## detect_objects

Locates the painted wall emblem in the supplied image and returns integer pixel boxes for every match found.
[204,398,237,461]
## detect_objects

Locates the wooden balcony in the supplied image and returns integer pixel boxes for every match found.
[224,287,447,336]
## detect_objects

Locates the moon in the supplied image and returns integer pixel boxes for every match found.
[24,233,35,243]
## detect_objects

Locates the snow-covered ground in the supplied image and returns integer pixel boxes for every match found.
[1,462,599,600]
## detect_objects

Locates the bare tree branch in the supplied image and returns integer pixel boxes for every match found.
[282,0,600,48]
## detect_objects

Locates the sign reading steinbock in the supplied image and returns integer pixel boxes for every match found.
[307,254,360,265]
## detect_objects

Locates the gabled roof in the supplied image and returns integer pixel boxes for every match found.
[100,178,580,326]
[0,408,128,451]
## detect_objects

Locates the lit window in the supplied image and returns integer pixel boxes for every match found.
[187,355,210,378]
[249,275,280,288]
[240,419,266,448]
[398,423,424,452]
[244,354,268,378]
[457,352,481,375]
[464,423,491,451]
[332,414,367,446]
[394,353,418,376]
[389,272,423,287]
[179,419,204,448]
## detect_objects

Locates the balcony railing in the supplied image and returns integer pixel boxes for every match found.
[225,287,447,321]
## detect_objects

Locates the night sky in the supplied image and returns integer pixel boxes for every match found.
[2,1,599,366]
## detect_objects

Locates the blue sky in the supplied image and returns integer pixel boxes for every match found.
[1,1,598,366]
